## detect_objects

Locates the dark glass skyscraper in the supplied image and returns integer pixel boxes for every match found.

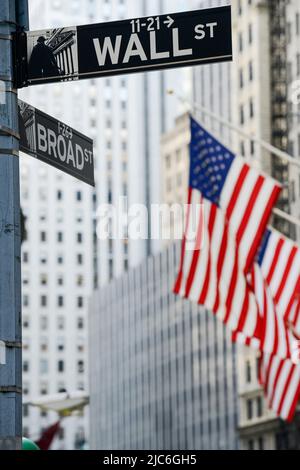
[89,243,239,450]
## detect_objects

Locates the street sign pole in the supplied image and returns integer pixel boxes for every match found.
[15,0,29,31]
[0,0,22,450]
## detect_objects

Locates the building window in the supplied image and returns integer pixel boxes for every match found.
[77,382,84,391]
[77,296,83,308]
[77,233,83,243]
[249,61,253,81]
[246,360,251,383]
[40,231,46,242]
[77,360,84,374]
[167,178,172,192]
[23,295,29,307]
[23,404,29,418]
[77,317,84,329]
[40,316,48,330]
[76,210,83,223]
[258,437,264,450]
[58,296,64,307]
[57,190,63,200]
[58,427,64,440]
[247,399,253,420]
[40,295,47,307]
[240,105,244,125]
[40,338,48,352]
[176,173,182,186]
[57,232,63,243]
[249,99,254,118]
[238,32,243,52]
[23,360,29,372]
[58,383,66,393]
[58,360,64,372]
[76,191,82,202]
[290,180,296,203]
[77,254,83,265]
[40,274,47,286]
[57,316,65,330]
[238,0,242,16]
[39,208,47,222]
[248,24,253,45]
[23,252,29,263]
[248,439,254,450]
[57,337,65,352]
[40,359,48,375]
[165,154,171,169]
[77,338,84,353]
[256,356,260,380]
[109,259,113,279]
[57,255,64,265]
[296,13,300,36]
[40,252,47,264]
[257,396,263,418]
[239,69,244,89]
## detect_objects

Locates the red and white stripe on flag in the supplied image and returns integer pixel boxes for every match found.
[232,264,298,361]
[215,156,281,271]
[174,194,260,337]
[260,353,300,422]
[259,228,300,329]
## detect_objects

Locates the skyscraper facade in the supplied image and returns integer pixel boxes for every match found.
[287,1,300,240]
[89,242,239,450]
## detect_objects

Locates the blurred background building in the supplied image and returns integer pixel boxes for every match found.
[287,1,300,240]
[89,243,239,450]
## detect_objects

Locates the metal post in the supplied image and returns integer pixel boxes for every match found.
[15,0,29,31]
[0,1,22,450]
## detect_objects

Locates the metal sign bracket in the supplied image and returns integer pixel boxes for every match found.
[13,31,28,89]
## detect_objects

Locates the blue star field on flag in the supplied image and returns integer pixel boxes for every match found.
[189,116,235,206]
[257,229,272,266]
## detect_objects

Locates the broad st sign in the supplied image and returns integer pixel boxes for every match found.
[18,100,94,186]
[17,6,232,86]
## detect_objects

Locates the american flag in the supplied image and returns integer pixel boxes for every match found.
[174,196,261,335]
[260,353,300,422]
[234,229,300,355]
[232,263,298,361]
[258,229,300,420]
[174,117,281,337]
[234,228,300,420]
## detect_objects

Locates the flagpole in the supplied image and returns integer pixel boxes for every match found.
[168,90,300,170]
[272,208,300,229]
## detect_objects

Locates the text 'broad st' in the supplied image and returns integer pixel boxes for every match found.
[18,100,94,186]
